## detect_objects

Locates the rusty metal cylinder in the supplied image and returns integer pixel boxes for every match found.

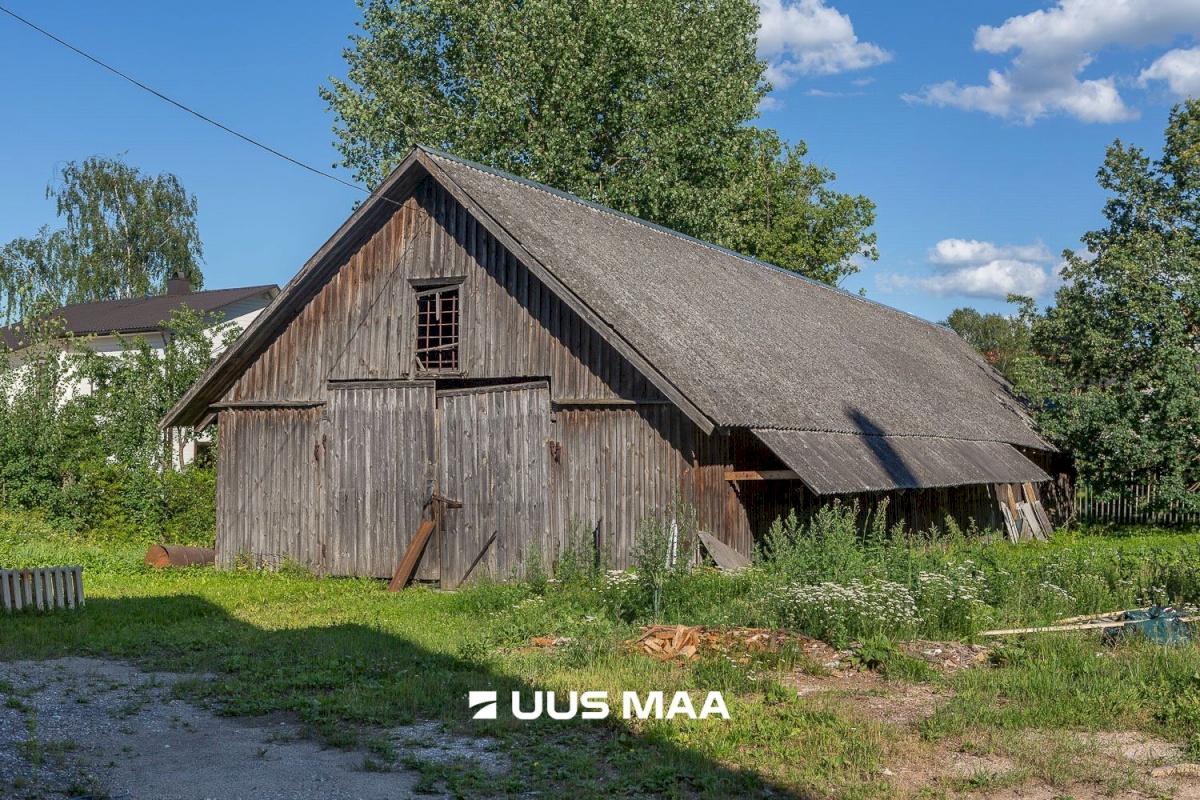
[144,545,216,569]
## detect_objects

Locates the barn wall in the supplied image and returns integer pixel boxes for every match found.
[215,407,324,571]
[548,408,753,569]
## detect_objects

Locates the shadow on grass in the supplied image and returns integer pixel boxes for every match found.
[3,594,819,799]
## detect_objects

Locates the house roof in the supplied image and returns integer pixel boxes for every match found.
[163,146,1052,472]
[1,285,279,351]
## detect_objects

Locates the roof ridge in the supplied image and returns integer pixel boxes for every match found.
[416,145,955,337]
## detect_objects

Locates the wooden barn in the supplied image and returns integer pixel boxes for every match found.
[162,146,1057,585]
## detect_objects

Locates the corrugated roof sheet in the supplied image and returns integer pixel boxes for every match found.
[752,428,1050,494]
[421,149,1049,451]
[1,285,278,351]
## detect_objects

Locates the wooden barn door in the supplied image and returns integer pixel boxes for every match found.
[326,384,437,580]
[436,382,552,586]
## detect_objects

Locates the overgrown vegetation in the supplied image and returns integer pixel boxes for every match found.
[483,502,1200,648]
[0,307,231,543]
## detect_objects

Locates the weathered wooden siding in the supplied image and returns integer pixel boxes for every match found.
[325,384,436,579]
[438,383,552,584]
[227,176,662,405]
[215,407,324,570]
[548,407,752,568]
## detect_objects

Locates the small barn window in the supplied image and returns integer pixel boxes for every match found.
[415,285,460,372]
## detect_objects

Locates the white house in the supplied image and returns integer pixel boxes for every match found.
[1,273,278,465]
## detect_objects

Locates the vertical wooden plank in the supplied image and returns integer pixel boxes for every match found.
[15,571,26,611]
[63,566,75,609]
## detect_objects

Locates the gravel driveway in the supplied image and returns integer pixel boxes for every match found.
[0,658,503,799]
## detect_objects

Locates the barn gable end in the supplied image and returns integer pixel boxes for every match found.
[201,167,745,578]
[224,175,669,407]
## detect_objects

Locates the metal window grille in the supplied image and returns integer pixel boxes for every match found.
[415,287,460,371]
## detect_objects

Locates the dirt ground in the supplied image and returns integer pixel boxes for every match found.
[785,646,1200,800]
[0,658,506,800]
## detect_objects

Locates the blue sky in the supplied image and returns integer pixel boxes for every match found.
[1,1,1198,324]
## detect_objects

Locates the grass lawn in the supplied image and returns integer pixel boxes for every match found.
[6,511,1200,798]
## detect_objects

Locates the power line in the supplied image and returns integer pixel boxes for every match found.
[0,4,390,202]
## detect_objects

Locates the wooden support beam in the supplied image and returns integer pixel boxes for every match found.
[697,532,751,569]
[209,400,325,410]
[724,469,800,482]
[456,531,498,589]
[553,397,674,407]
[389,519,436,591]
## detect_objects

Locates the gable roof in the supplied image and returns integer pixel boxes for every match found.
[162,146,1049,457]
[1,284,279,351]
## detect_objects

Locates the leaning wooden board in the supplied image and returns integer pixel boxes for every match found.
[388,519,436,591]
[698,531,751,570]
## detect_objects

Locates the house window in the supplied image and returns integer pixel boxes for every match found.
[415,285,460,372]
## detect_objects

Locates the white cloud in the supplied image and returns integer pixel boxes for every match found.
[806,88,864,98]
[905,0,1200,123]
[757,0,891,88]
[884,238,1063,300]
[928,238,1053,267]
[917,260,1062,299]
[1139,47,1200,96]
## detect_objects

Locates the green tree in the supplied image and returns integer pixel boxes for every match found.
[1032,100,1200,505]
[321,0,876,284]
[942,297,1035,381]
[75,307,236,472]
[0,155,204,323]
[0,315,94,517]
[0,227,65,327]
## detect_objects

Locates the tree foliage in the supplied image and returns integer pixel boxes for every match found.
[1030,100,1200,504]
[321,0,876,284]
[0,156,204,324]
[942,297,1035,381]
[0,308,231,540]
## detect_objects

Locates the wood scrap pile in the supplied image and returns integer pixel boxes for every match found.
[528,636,574,648]
[898,641,991,671]
[631,625,830,662]
[994,482,1054,542]
[634,625,703,660]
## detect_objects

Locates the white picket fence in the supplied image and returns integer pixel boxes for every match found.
[1,566,84,612]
